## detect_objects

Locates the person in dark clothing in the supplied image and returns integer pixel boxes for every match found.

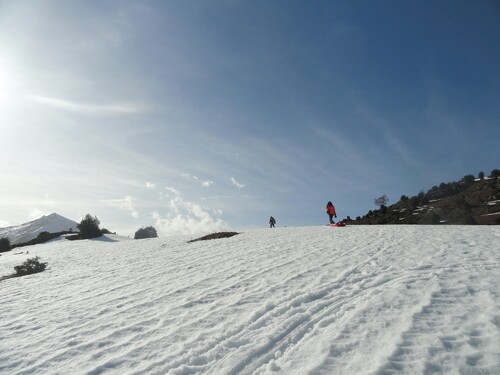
[269,216,276,228]
[326,201,337,224]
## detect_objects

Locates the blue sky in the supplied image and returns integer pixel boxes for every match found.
[1,1,499,236]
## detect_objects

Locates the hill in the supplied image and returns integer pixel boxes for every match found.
[0,213,78,245]
[0,225,499,373]
[349,173,500,225]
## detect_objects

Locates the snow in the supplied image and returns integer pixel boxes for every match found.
[0,213,78,245]
[482,212,500,217]
[1,225,499,374]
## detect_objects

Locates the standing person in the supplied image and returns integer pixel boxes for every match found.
[326,201,337,224]
[269,216,276,228]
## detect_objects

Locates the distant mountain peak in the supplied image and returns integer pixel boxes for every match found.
[0,213,79,245]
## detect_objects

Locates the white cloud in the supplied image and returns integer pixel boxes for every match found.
[152,196,227,236]
[101,196,139,218]
[146,182,156,189]
[202,180,214,187]
[28,95,146,115]
[230,177,245,189]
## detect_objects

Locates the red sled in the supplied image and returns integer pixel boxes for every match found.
[330,222,346,227]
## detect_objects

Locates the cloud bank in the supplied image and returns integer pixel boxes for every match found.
[153,196,227,236]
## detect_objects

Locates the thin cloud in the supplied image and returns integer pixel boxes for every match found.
[230,177,245,189]
[146,182,156,189]
[101,196,139,218]
[28,95,146,115]
[354,102,423,170]
[164,187,181,196]
[183,173,213,188]
[182,173,199,180]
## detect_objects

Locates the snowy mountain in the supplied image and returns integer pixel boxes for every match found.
[1,225,499,374]
[0,213,78,245]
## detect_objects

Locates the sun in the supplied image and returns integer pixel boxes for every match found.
[0,57,24,102]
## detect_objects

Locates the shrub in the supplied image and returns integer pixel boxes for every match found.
[0,237,11,253]
[134,226,158,239]
[419,211,441,224]
[417,192,428,204]
[14,257,48,276]
[77,214,102,239]
[35,231,53,242]
[464,214,477,225]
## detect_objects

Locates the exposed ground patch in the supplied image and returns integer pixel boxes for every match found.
[188,232,240,243]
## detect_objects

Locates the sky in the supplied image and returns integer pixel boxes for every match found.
[1,0,499,236]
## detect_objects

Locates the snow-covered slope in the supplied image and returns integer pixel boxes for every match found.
[0,213,78,245]
[0,225,499,374]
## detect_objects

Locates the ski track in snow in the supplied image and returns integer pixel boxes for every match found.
[0,226,499,374]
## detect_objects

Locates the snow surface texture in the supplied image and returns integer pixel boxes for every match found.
[0,213,78,245]
[1,225,499,374]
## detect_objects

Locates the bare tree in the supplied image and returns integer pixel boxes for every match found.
[374,195,389,208]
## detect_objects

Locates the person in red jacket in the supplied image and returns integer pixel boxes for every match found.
[326,201,337,224]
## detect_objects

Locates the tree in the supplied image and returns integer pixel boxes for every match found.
[134,226,158,239]
[491,169,500,179]
[478,171,485,180]
[0,237,11,253]
[374,195,389,208]
[77,214,102,239]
